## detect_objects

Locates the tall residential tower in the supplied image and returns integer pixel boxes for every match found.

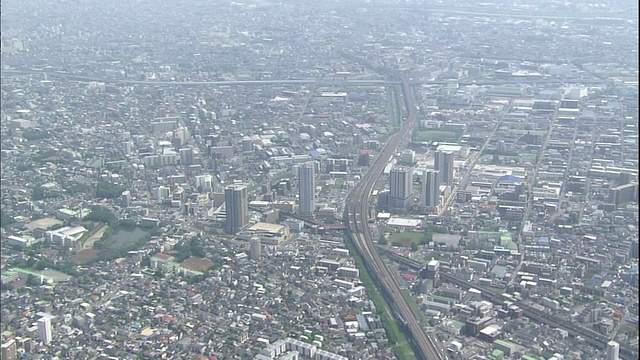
[298,162,316,218]
[225,184,249,234]
[389,166,413,209]
[435,151,454,186]
[422,169,440,209]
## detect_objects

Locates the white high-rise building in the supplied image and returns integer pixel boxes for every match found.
[422,169,440,209]
[298,162,316,218]
[37,317,52,345]
[607,341,619,360]
[195,175,213,192]
[389,166,413,209]
[152,185,171,201]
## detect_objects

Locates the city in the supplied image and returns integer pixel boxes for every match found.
[1,1,638,360]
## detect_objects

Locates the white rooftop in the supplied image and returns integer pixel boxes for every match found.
[387,218,422,228]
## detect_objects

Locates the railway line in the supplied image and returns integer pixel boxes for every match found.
[343,76,445,360]
[376,247,639,360]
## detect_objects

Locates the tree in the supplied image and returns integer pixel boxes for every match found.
[22,129,49,141]
[0,211,14,229]
[96,181,125,199]
[32,186,45,201]
[410,242,419,252]
[120,219,137,228]
[569,212,580,224]
[84,207,118,226]
[378,233,388,245]
[27,274,41,286]
[65,182,89,195]
[141,256,151,268]
[192,245,206,258]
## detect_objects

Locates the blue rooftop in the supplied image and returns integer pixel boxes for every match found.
[499,175,524,183]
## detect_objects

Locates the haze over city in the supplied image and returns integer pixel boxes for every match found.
[1,1,638,360]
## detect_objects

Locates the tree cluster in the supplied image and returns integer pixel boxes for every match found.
[95,181,125,199]
[22,129,50,141]
[172,237,206,262]
[84,206,118,226]
[0,211,15,229]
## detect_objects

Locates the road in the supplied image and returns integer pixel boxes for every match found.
[508,110,559,287]
[344,76,445,360]
[437,102,510,217]
[1,68,614,87]
[376,247,639,360]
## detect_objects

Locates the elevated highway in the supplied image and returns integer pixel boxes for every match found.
[343,76,445,360]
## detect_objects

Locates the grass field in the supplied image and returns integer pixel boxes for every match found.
[390,232,426,247]
[401,289,427,325]
[413,130,461,143]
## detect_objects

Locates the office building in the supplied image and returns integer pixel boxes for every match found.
[298,162,316,218]
[607,341,619,360]
[250,236,262,260]
[435,151,455,186]
[422,169,440,209]
[1,340,17,360]
[389,166,413,209]
[225,184,249,234]
[38,317,52,345]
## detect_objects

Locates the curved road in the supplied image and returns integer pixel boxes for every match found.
[344,77,444,360]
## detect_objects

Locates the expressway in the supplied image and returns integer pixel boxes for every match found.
[343,77,445,360]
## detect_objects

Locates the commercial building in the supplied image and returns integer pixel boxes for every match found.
[298,162,316,218]
[239,222,291,245]
[225,184,249,234]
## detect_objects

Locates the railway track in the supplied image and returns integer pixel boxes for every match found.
[376,247,639,360]
[344,76,445,360]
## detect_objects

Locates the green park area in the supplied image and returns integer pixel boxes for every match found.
[74,206,154,263]
[389,232,428,247]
